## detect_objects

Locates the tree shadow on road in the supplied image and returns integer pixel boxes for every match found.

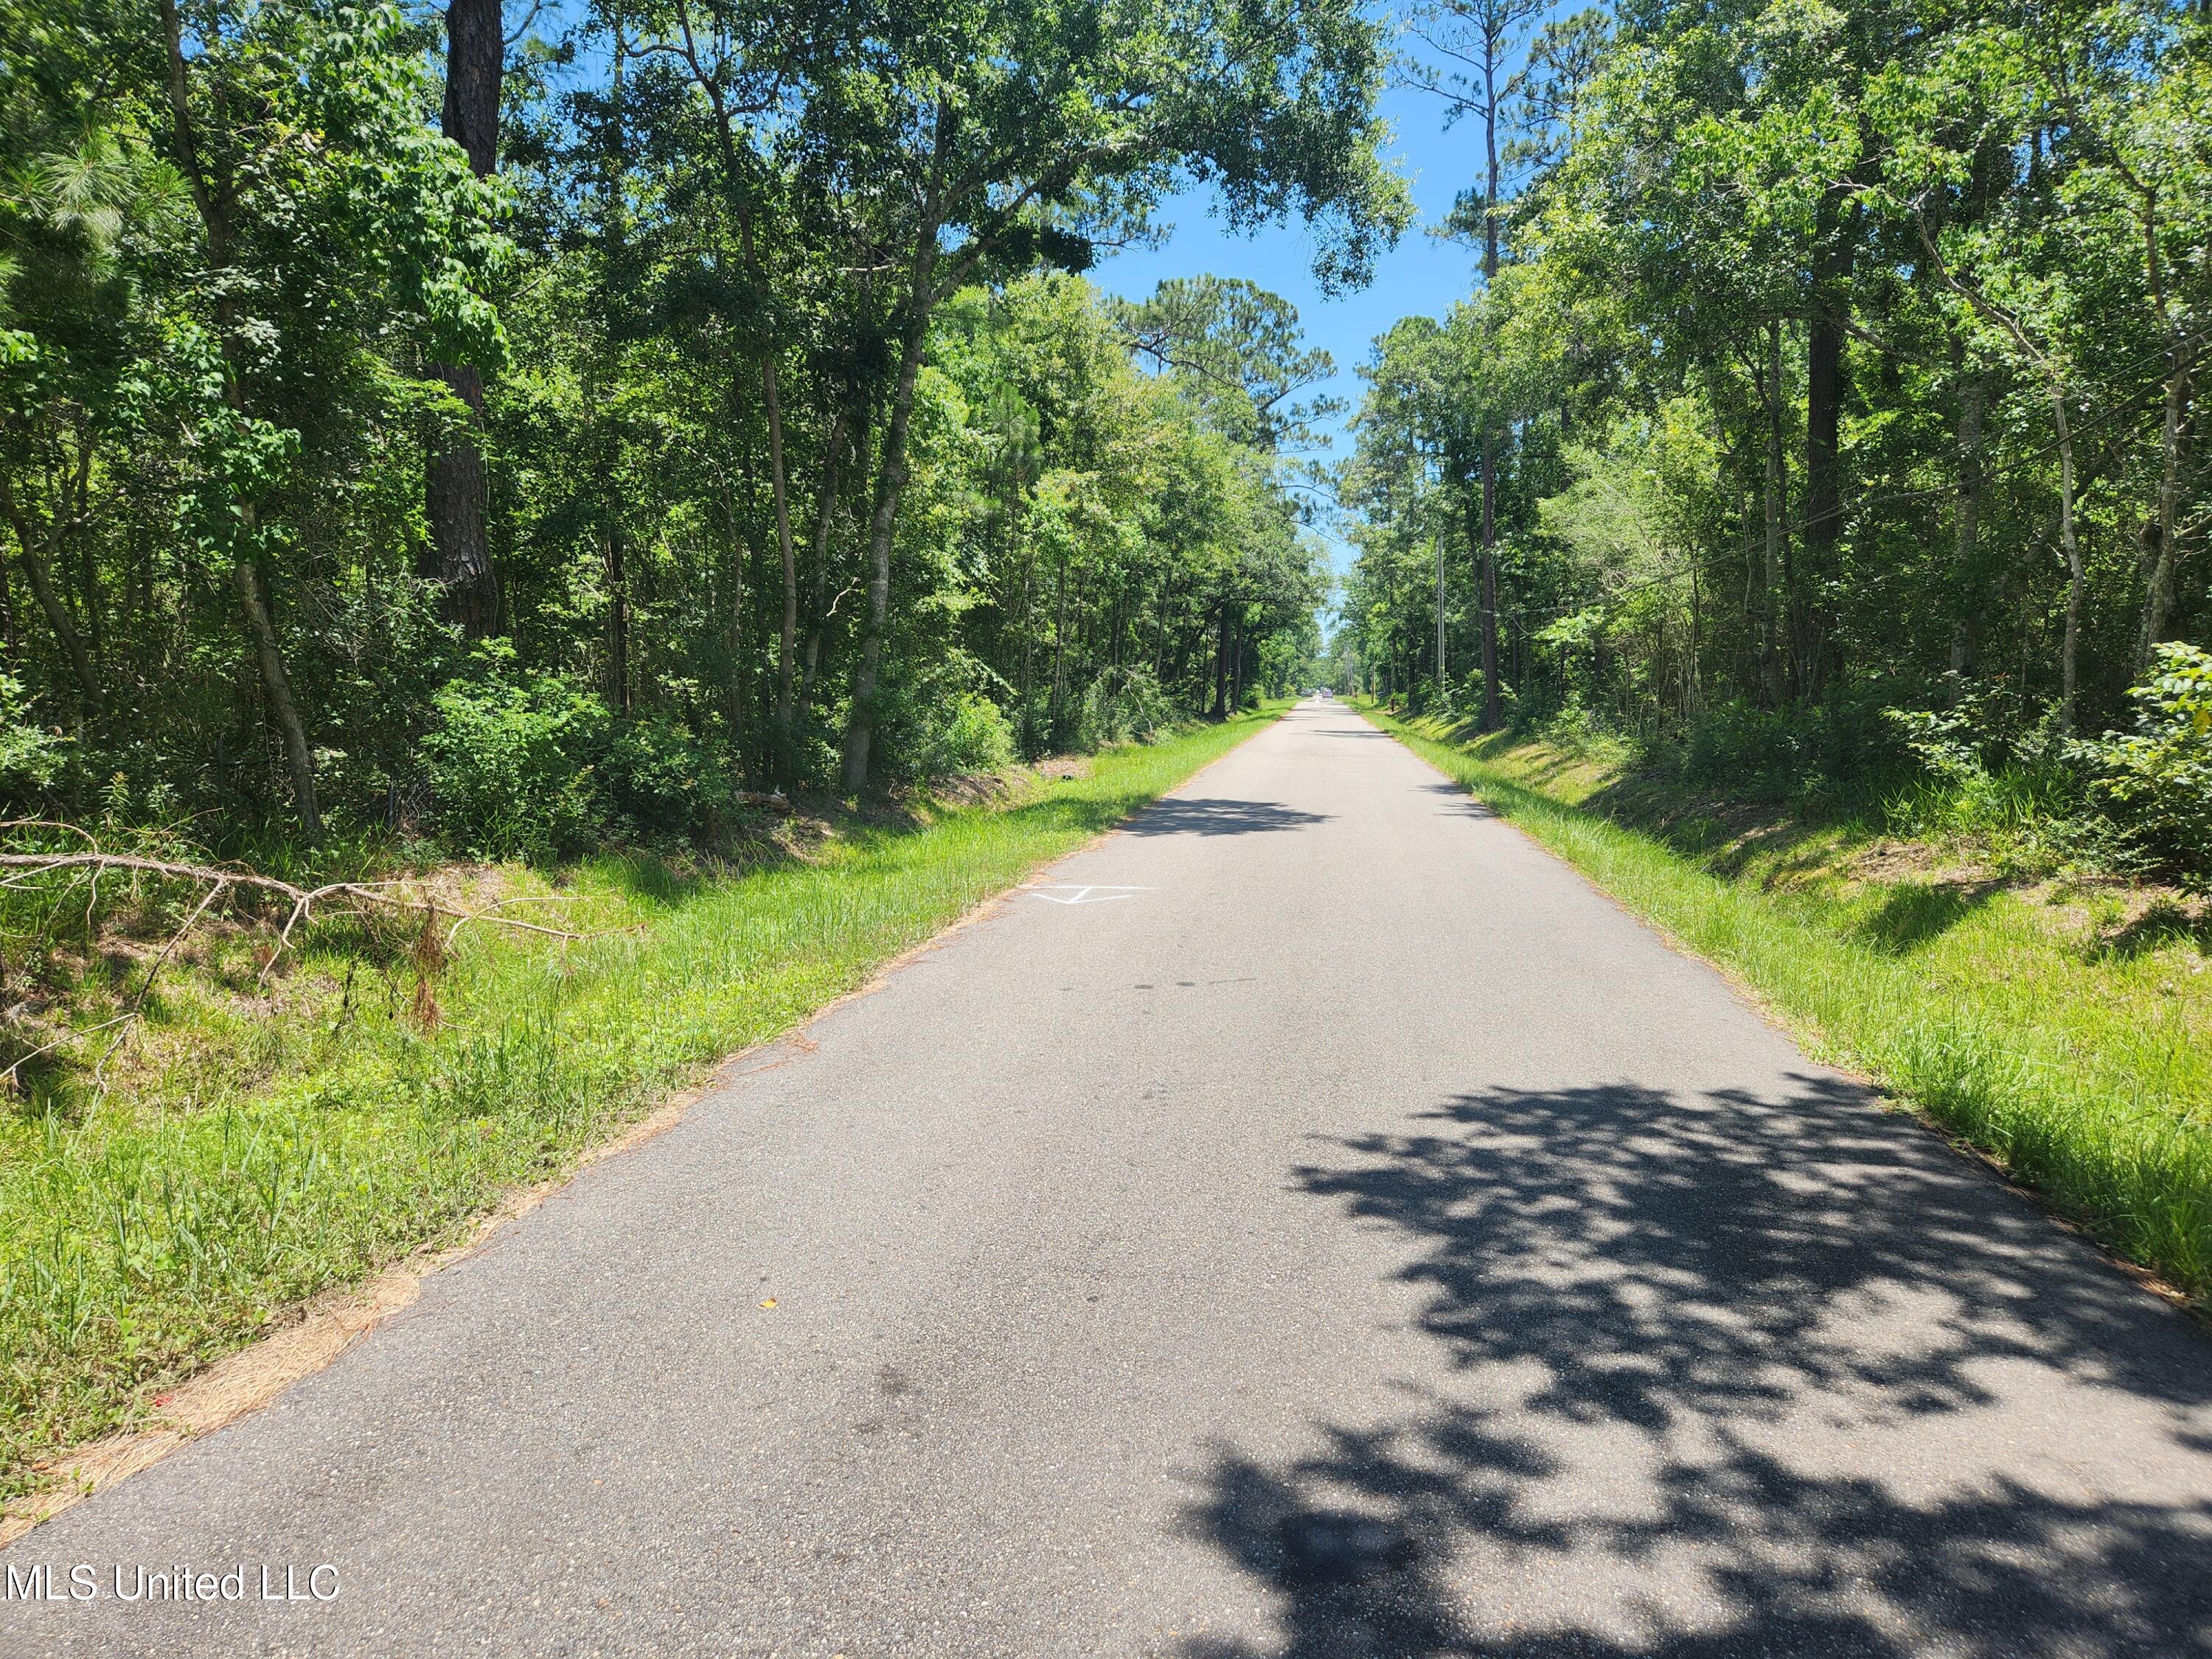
[1124,798,1332,837]
[1174,1079,2212,1658]
[1416,781,1499,820]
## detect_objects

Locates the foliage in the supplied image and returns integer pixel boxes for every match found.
[421,660,608,860]
[1338,0,2212,879]
[1080,665,1183,747]
[0,673,67,793]
[2084,643,2212,887]
[899,692,1019,782]
[0,0,1388,849]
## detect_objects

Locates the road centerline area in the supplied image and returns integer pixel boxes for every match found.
[5,698,2210,1658]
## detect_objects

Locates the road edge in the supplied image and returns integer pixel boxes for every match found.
[1354,702,2210,1329]
[0,706,1290,1548]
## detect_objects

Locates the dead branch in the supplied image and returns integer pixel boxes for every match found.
[441,892,578,953]
[0,841,625,984]
[133,879,227,1008]
[2,1012,136,1085]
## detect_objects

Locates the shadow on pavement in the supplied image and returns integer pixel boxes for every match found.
[1175,1080,2212,1657]
[1126,798,1332,837]
[1417,781,1498,819]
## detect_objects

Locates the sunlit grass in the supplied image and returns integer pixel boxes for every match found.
[0,708,1281,1498]
[1366,705,2212,1307]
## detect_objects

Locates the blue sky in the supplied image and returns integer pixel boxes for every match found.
[1090,69,1492,572]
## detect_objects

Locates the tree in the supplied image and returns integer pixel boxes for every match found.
[151,0,507,834]
[1113,276,1340,454]
[1410,0,1547,726]
[423,0,507,636]
[824,0,1410,788]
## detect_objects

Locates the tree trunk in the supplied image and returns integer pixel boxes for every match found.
[762,352,799,766]
[2138,356,2189,667]
[727,207,800,775]
[423,0,503,636]
[1478,44,1505,731]
[1481,52,1501,282]
[1802,337,1842,699]
[1048,552,1071,732]
[0,481,102,707]
[1801,220,1854,699]
[2051,383,2083,734]
[605,519,632,714]
[1762,320,1787,707]
[424,364,498,634]
[1479,453,1500,728]
[599,24,631,719]
[234,543,322,840]
[795,411,848,727]
[1434,535,1446,699]
[1152,571,1172,679]
[1950,352,1985,676]
[1211,608,1228,717]
[1012,500,1037,701]
[841,282,936,791]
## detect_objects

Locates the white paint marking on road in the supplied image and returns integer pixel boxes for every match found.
[1026,884,1153,906]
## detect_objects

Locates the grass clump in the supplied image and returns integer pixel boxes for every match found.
[0,709,1281,1500]
[1363,703,2212,1307]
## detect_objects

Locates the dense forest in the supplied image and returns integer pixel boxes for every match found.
[0,0,1405,858]
[1340,0,2211,883]
[4,0,2208,877]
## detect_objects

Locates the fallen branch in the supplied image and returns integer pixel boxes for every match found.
[1,1012,137,1086]
[0,843,623,984]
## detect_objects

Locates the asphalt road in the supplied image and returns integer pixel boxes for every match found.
[6,698,2211,1658]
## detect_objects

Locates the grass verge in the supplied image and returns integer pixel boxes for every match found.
[1362,703,2212,1307]
[0,707,1282,1500]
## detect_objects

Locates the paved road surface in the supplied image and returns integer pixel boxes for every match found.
[7,699,2211,1658]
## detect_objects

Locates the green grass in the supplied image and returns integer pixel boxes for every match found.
[0,708,1281,1500]
[1363,703,2212,1307]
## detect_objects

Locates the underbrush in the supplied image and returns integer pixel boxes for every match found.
[0,708,1281,1504]
[1386,644,2212,891]
[1366,703,2212,1310]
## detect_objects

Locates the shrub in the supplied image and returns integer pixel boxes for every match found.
[1543,694,1621,760]
[1082,666,1181,747]
[422,665,608,861]
[925,692,1018,776]
[600,715,735,844]
[1009,690,1054,760]
[1672,692,1906,799]
[2083,642,2212,888]
[1880,707,2093,871]
[0,672,68,799]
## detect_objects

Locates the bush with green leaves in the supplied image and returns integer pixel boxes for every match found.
[2083,643,2212,888]
[1877,701,2098,872]
[1666,694,1904,800]
[0,673,68,801]
[600,715,736,844]
[921,693,1019,777]
[874,653,1020,782]
[422,659,610,861]
[1080,666,1181,748]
